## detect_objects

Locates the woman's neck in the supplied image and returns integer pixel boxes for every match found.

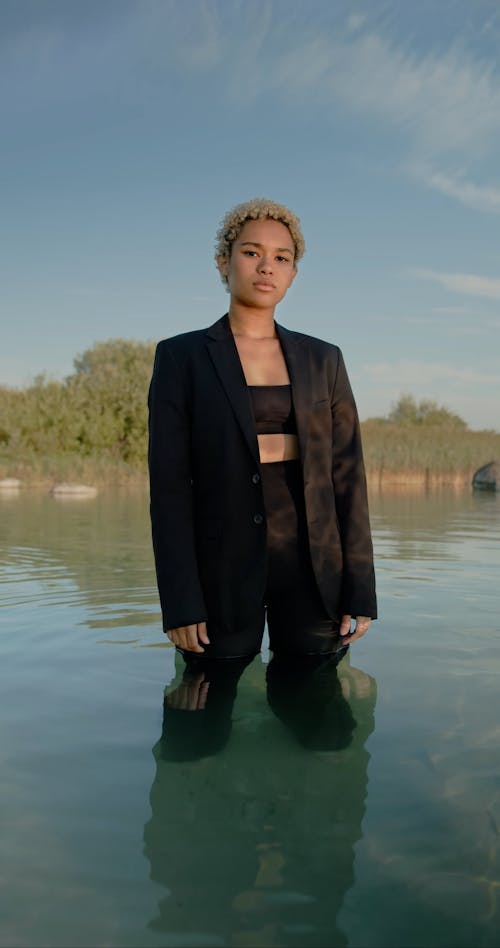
[228,304,277,339]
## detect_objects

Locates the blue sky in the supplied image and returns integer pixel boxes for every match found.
[2,0,500,430]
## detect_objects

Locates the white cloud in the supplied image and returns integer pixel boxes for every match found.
[412,269,500,300]
[414,167,500,213]
[401,306,477,321]
[3,4,500,161]
[174,3,223,69]
[333,37,498,157]
[355,359,500,429]
[400,315,485,336]
[218,17,500,159]
[346,14,367,34]
[0,356,40,387]
[363,360,500,388]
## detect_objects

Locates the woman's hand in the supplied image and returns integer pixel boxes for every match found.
[165,672,210,710]
[166,621,210,653]
[339,614,371,644]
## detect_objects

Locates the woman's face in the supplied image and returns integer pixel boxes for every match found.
[217,218,297,309]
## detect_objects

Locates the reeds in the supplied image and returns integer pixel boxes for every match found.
[3,423,498,490]
[361,420,500,488]
[0,451,147,488]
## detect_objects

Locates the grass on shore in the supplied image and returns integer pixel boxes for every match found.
[0,451,148,489]
[361,421,500,488]
[1,423,499,490]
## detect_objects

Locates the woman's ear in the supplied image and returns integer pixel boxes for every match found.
[216,254,228,280]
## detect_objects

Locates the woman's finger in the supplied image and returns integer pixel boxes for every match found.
[346,617,371,644]
[167,625,199,651]
[184,624,206,653]
[340,614,352,636]
[197,621,210,645]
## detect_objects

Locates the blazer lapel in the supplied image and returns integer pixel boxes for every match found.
[206,314,260,467]
[275,322,312,466]
[205,314,313,470]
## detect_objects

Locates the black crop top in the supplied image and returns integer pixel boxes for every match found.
[248,384,297,435]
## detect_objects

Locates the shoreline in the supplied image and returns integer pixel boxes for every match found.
[0,465,489,493]
[365,470,475,492]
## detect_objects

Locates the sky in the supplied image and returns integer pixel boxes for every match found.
[1,0,500,430]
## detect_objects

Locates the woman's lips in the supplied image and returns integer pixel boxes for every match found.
[253,282,275,291]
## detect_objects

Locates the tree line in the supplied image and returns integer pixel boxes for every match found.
[0,340,156,466]
[0,339,479,477]
[0,339,488,480]
[366,393,467,429]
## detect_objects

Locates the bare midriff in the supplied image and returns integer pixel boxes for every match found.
[231,331,299,463]
[258,433,300,463]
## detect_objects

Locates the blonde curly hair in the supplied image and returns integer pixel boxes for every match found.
[215,197,305,287]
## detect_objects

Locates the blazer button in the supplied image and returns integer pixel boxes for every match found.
[252,473,260,484]
[253,513,264,525]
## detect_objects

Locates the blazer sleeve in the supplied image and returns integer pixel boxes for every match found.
[331,349,377,619]
[148,341,207,631]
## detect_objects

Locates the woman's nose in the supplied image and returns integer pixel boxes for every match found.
[257,256,272,273]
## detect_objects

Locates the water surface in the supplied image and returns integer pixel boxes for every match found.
[1,488,499,947]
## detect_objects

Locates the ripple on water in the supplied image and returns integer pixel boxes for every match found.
[1,491,500,947]
[0,546,159,629]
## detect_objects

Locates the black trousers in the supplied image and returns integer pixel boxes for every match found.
[179,459,344,661]
[161,651,353,760]
[262,459,341,655]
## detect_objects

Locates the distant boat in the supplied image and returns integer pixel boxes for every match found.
[50,483,98,497]
[472,460,499,491]
[0,478,22,490]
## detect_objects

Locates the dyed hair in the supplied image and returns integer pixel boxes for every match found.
[215,197,305,286]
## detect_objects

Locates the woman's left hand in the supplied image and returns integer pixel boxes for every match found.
[339,614,371,643]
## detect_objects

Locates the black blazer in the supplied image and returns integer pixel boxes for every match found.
[148,313,377,634]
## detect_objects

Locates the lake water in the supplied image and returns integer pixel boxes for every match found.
[1,487,499,948]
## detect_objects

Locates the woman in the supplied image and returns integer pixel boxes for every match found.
[148,198,376,660]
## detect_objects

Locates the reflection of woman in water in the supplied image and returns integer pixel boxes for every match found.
[144,655,377,947]
[148,198,376,661]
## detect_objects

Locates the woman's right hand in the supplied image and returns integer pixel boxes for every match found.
[166,621,210,653]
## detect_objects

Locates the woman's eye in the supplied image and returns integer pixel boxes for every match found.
[276,256,290,263]
[243,250,257,257]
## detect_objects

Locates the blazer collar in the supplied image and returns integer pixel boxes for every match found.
[206,312,232,341]
[206,314,260,466]
[205,313,306,349]
[205,313,312,466]
[274,321,312,464]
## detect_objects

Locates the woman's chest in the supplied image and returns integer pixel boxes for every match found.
[232,336,290,385]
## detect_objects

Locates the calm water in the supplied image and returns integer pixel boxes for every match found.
[1,487,499,948]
